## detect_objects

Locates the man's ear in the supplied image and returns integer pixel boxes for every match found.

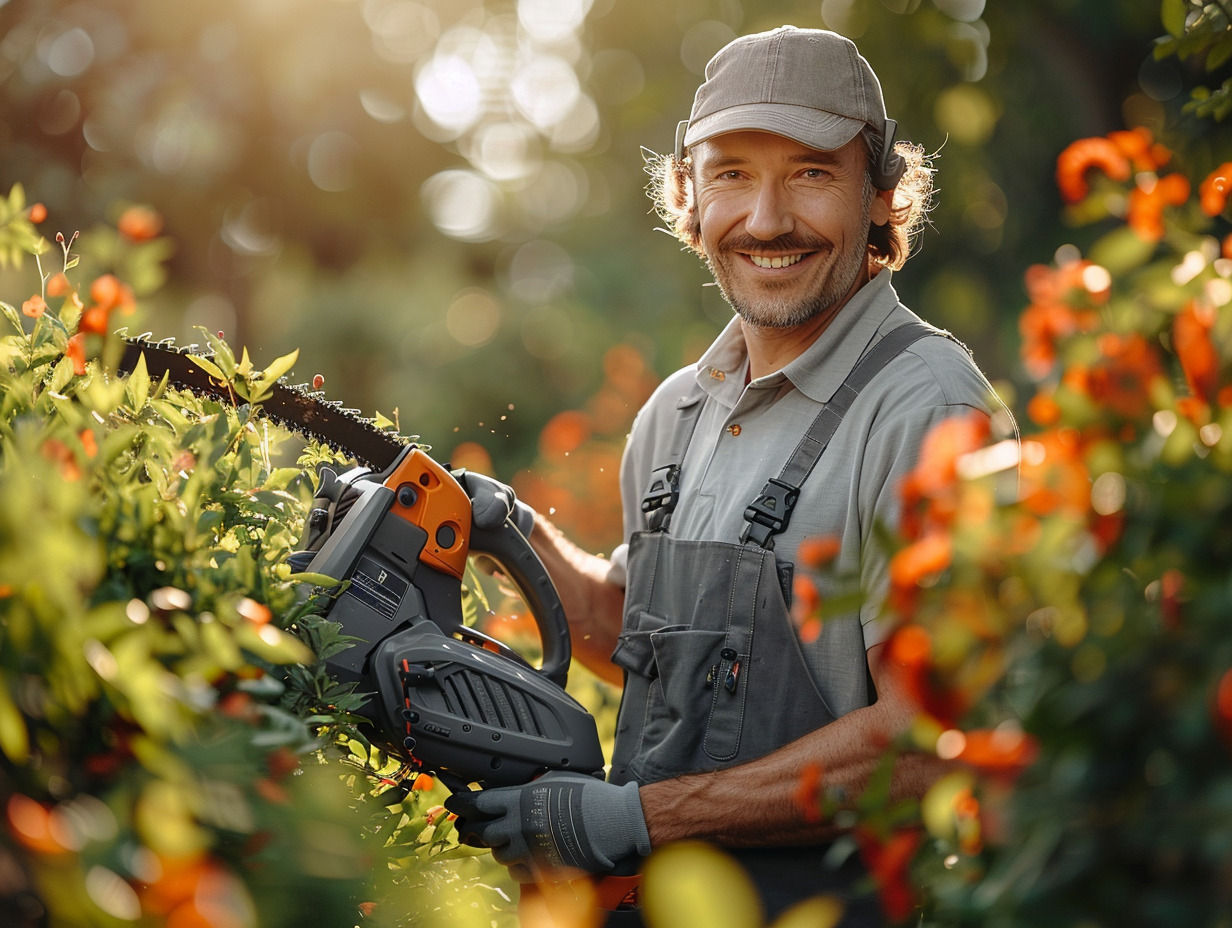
[871,188,893,227]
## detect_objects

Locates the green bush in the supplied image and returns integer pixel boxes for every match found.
[0,189,516,928]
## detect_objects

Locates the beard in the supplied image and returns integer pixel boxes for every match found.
[705,192,874,330]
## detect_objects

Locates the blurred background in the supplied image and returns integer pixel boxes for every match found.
[0,0,1222,534]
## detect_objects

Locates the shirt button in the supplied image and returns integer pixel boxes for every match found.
[727,424,742,436]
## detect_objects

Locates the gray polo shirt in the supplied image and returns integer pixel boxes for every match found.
[611,272,1006,718]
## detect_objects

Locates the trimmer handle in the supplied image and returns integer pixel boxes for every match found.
[469,517,572,689]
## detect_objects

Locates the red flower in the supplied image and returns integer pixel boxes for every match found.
[855,827,922,923]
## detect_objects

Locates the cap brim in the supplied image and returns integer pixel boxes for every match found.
[682,103,864,153]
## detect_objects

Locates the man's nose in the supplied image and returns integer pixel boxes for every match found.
[744,182,795,240]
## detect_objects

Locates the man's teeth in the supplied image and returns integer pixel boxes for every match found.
[750,254,804,269]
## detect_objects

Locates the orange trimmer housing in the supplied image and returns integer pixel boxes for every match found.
[381,448,470,581]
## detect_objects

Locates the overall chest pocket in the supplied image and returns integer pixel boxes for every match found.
[613,614,746,779]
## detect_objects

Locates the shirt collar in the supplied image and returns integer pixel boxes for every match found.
[693,272,903,405]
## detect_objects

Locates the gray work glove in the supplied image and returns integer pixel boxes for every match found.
[455,470,535,538]
[445,772,651,882]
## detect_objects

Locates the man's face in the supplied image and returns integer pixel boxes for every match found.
[692,130,875,329]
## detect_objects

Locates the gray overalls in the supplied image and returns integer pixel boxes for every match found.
[607,323,939,926]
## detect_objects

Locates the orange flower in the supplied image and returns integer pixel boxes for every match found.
[1018,430,1090,517]
[79,429,98,458]
[1026,390,1062,426]
[885,624,968,726]
[1173,301,1220,405]
[539,410,593,459]
[890,532,953,592]
[21,295,46,318]
[236,597,272,625]
[65,333,87,375]
[906,413,991,500]
[1107,127,1170,172]
[7,795,70,855]
[90,273,136,313]
[117,204,164,241]
[78,305,111,336]
[1215,667,1232,748]
[1127,173,1190,241]
[46,273,71,297]
[952,786,983,855]
[797,535,841,568]
[795,761,825,823]
[411,773,436,791]
[1078,332,1166,420]
[1055,136,1131,203]
[28,203,47,224]
[954,727,1039,777]
[41,439,80,481]
[1199,162,1232,217]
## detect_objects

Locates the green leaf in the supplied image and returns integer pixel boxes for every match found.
[0,684,30,764]
[1207,34,1232,72]
[47,355,75,394]
[187,354,227,383]
[1161,0,1188,39]
[1,301,23,334]
[289,572,343,588]
[126,349,151,411]
[261,348,299,385]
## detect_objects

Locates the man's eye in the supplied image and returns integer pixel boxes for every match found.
[803,168,830,179]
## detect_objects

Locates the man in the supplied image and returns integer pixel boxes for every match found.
[448,25,1010,926]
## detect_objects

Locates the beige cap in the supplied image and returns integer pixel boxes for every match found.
[680,26,893,156]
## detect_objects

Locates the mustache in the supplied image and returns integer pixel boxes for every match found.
[717,232,829,254]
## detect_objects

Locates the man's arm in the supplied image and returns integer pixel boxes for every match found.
[527,514,626,686]
[638,641,948,846]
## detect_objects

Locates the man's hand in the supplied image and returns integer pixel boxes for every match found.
[445,772,651,882]
[456,471,535,538]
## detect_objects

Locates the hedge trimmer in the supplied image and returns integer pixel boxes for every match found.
[117,335,604,793]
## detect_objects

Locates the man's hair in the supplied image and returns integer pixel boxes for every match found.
[646,128,934,272]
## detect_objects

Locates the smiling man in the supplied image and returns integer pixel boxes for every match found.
[448,26,1012,927]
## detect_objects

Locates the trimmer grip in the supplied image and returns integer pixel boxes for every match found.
[469,518,572,688]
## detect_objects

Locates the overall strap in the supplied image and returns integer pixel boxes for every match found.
[640,383,708,531]
[741,322,941,548]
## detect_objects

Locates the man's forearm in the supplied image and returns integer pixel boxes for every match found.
[527,515,626,685]
[638,644,949,846]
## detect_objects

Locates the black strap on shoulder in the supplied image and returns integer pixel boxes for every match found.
[740,322,940,548]
[640,385,707,531]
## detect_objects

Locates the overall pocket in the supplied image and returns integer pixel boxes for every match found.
[636,627,729,779]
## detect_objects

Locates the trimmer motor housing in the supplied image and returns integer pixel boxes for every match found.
[292,446,605,790]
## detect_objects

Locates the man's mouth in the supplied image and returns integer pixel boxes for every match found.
[748,253,808,269]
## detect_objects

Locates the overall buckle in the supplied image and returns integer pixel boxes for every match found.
[641,464,680,529]
[740,477,799,548]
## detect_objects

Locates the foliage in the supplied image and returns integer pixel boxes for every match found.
[861,85,1232,928]
[1158,0,1232,121]
[0,204,517,927]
